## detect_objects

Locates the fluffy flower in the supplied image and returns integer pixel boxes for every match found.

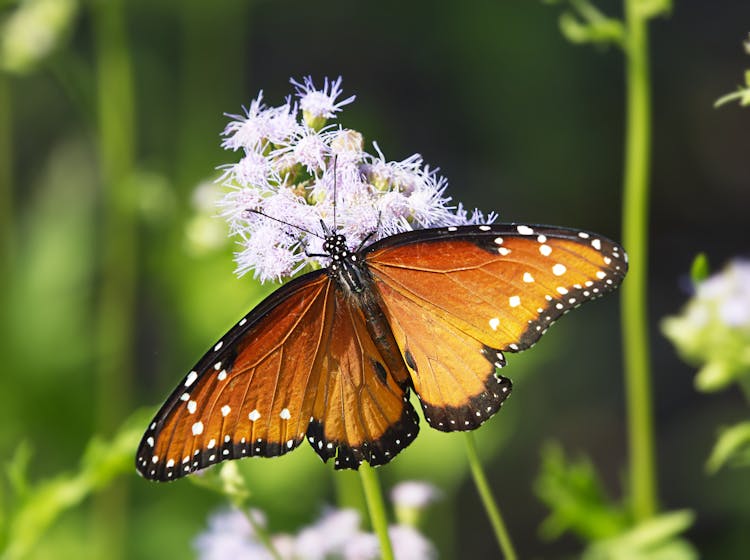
[194,508,273,560]
[390,481,442,510]
[292,75,356,122]
[217,76,494,283]
[662,259,750,392]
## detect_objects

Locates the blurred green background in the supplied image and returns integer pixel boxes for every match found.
[2,0,750,558]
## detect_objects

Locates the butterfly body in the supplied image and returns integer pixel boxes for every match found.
[137,223,627,481]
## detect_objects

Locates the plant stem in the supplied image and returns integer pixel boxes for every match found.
[464,433,517,560]
[621,0,658,522]
[0,74,13,286]
[359,462,394,560]
[91,0,137,557]
[242,509,282,560]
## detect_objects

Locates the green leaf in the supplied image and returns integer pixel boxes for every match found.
[1,411,148,560]
[582,510,697,560]
[535,443,629,542]
[633,0,672,19]
[689,253,709,286]
[706,421,750,473]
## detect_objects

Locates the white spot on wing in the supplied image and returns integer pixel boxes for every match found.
[552,263,567,276]
[523,272,534,283]
[539,244,552,257]
[191,421,203,436]
[509,295,521,308]
[592,238,602,250]
[489,317,500,330]
[221,405,231,417]
[185,371,198,387]
[187,400,197,414]
[249,409,260,422]
[280,408,291,420]
[214,341,223,352]
[517,225,534,235]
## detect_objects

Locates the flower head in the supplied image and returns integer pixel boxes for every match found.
[217,77,493,283]
[390,480,442,529]
[662,259,750,392]
[194,508,274,560]
[292,76,356,129]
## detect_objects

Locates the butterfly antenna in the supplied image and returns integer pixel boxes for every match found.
[332,155,338,232]
[245,208,323,239]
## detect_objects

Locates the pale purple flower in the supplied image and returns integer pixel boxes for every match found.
[194,508,272,560]
[294,509,362,560]
[292,75,356,120]
[389,525,437,560]
[216,77,494,282]
[390,481,442,510]
[342,532,380,560]
[222,92,270,152]
[273,125,333,174]
[696,260,750,327]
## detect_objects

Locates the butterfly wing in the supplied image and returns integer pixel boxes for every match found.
[136,270,332,481]
[307,287,419,469]
[365,223,627,431]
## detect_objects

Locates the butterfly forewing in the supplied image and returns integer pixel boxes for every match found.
[136,271,331,481]
[365,223,627,429]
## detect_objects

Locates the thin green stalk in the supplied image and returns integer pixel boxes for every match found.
[464,433,517,560]
[621,0,658,522]
[91,0,137,557]
[243,509,282,560]
[0,74,13,285]
[359,462,394,560]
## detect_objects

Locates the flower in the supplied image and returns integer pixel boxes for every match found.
[195,504,438,560]
[292,75,356,128]
[194,507,275,560]
[390,481,442,529]
[391,481,442,510]
[294,508,362,560]
[216,76,493,283]
[662,259,750,392]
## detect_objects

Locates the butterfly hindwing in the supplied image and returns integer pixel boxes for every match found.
[366,223,627,429]
[136,271,331,481]
[373,277,513,431]
[307,287,419,469]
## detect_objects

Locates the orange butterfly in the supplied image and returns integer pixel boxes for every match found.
[136,223,627,481]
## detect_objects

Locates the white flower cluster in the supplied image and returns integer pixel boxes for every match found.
[218,76,493,282]
[662,259,750,391]
[194,506,436,560]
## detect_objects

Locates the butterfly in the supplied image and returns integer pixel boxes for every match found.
[136,222,627,481]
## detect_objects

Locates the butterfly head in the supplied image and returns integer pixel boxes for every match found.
[321,231,370,294]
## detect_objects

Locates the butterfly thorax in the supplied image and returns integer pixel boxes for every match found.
[324,233,369,295]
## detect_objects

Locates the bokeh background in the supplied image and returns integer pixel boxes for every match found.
[2,0,750,558]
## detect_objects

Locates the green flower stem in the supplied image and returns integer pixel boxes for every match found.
[0,74,13,284]
[359,462,394,560]
[91,0,137,557]
[464,433,517,560]
[243,510,282,560]
[621,0,658,522]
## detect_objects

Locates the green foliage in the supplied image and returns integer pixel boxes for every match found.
[581,510,697,560]
[706,421,750,474]
[715,37,750,108]
[689,253,709,287]
[535,444,697,559]
[662,261,750,394]
[0,411,149,560]
[535,443,629,541]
